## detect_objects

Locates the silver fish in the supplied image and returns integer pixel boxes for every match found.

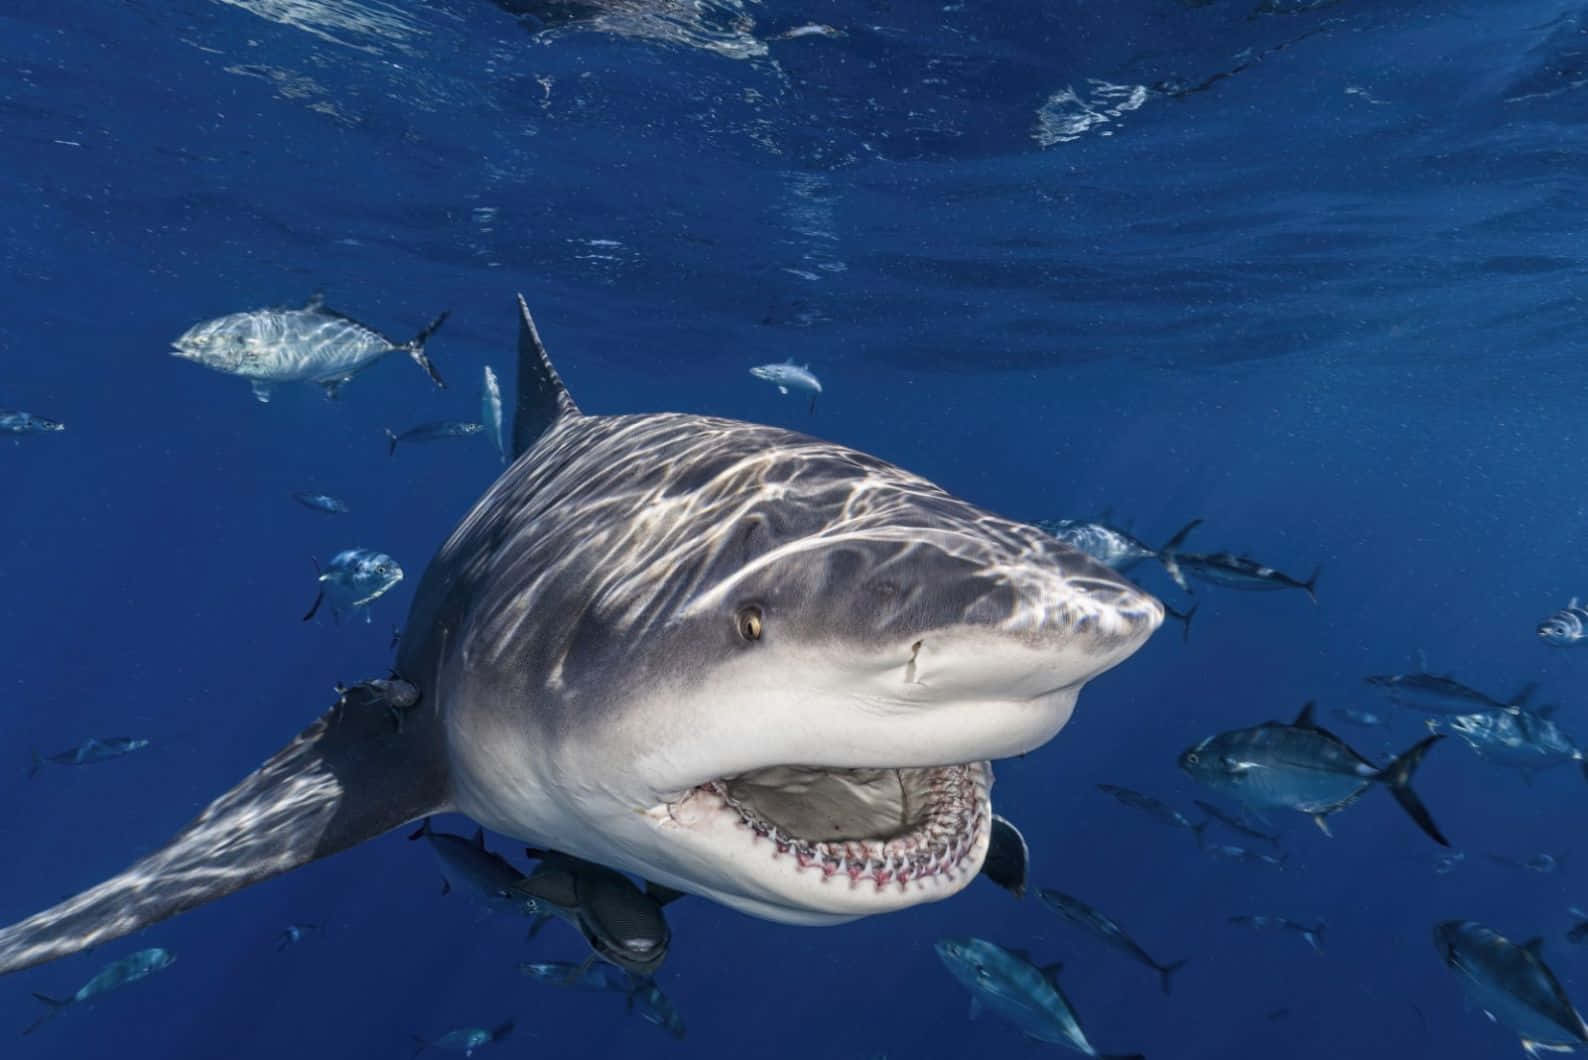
[413,1021,513,1057]
[290,490,349,514]
[482,365,506,464]
[0,410,64,435]
[1435,921,1588,1057]
[1538,598,1588,645]
[1039,889,1187,994]
[1162,549,1319,602]
[275,922,320,950]
[1096,783,1207,844]
[628,978,686,1040]
[29,737,149,778]
[25,947,175,1034]
[1427,708,1588,782]
[1228,914,1324,953]
[749,359,822,411]
[1192,799,1281,847]
[385,420,485,456]
[1489,853,1567,874]
[1039,517,1200,592]
[1333,706,1388,728]
[1205,844,1288,869]
[1180,702,1448,844]
[303,548,403,624]
[171,294,447,403]
[519,960,633,991]
[407,819,526,908]
[1364,672,1534,717]
[935,937,1142,1058]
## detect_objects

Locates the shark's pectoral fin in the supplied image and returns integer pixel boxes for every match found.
[979,813,1029,899]
[0,683,449,977]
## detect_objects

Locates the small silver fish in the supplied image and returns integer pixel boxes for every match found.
[275,922,320,950]
[1038,889,1187,994]
[1206,844,1288,869]
[519,960,633,992]
[1228,915,1325,953]
[385,420,485,456]
[749,359,822,411]
[303,548,403,624]
[1096,783,1207,844]
[25,947,175,1034]
[0,410,64,435]
[172,294,447,403]
[482,365,505,464]
[1538,598,1588,645]
[413,1021,513,1057]
[290,491,349,514]
[29,737,150,778]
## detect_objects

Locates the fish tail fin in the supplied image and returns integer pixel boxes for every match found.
[1159,518,1202,555]
[1378,734,1450,846]
[1190,818,1208,850]
[491,1021,514,1043]
[1306,923,1326,954]
[23,994,67,1035]
[27,751,41,780]
[1157,958,1188,995]
[1163,602,1197,644]
[404,311,449,390]
[302,589,324,623]
[1509,681,1539,714]
[411,1035,430,1059]
[0,688,448,979]
[1303,565,1321,604]
[385,428,398,457]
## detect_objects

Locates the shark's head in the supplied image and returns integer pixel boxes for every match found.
[426,414,1162,926]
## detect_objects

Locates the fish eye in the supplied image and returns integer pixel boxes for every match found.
[1184,752,1199,765]
[736,605,764,642]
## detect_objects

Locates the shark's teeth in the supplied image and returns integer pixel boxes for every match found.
[696,763,990,891]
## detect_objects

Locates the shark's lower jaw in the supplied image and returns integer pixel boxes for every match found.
[663,761,991,907]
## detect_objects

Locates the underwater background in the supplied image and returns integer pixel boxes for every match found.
[4,0,1588,1056]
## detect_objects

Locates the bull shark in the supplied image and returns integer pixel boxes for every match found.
[0,295,1162,978]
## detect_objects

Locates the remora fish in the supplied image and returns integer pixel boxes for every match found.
[513,847,673,976]
[1538,599,1588,645]
[1192,799,1280,847]
[1364,671,1534,718]
[412,1021,513,1057]
[1038,517,1201,591]
[0,410,65,435]
[1038,888,1187,994]
[1161,548,1319,602]
[1427,708,1588,783]
[749,359,822,411]
[29,737,150,777]
[171,294,448,403]
[290,491,349,514]
[24,947,175,1034]
[1435,920,1588,1057]
[934,937,1143,1058]
[1096,783,1207,845]
[385,420,486,457]
[0,295,1161,979]
[1228,915,1324,953]
[303,548,403,624]
[408,819,526,907]
[482,365,506,464]
[1178,702,1450,845]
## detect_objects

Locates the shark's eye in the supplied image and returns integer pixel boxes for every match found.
[736,605,763,642]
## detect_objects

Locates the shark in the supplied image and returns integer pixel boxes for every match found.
[0,295,1162,977]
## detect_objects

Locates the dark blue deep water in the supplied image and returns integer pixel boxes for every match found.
[5,0,1588,1056]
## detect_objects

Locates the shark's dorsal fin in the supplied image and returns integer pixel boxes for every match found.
[0,686,449,976]
[512,293,580,459]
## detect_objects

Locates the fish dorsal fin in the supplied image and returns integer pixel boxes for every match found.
[304,292,325,310]
[0,684,449,976]
[1009,947,1033,963]
[1041,961,1064,986]
[1294,702,1318,728]
[1523,936,1545,958]
[512,294,580,459]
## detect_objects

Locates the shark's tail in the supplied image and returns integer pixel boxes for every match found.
[403,311,449,390]
[0,685,448,979]
[1377,734,1449,846]
[1156,958,1188,995]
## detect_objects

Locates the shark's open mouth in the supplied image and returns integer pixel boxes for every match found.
[679,762,991,891]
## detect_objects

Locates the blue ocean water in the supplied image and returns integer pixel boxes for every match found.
[4,0,1588,1055]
